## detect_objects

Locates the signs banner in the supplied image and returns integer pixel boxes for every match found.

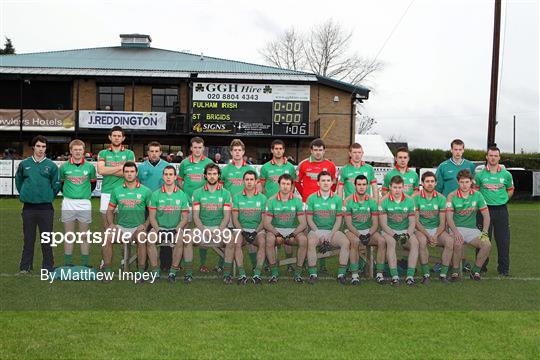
[0,109,75,131]
[79,110,167,130]
[191,82,310,136]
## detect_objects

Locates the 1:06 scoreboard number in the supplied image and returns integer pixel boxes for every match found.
[272,101,309,136]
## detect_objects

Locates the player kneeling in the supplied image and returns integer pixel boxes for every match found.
[102,162,153,283]
[413,171,455,284]
[344,175,386,285]
[146,166,191,284]
[190,164,235,284]
[447,170,491,281]
[231,171,267,285]
[379,175,419,286]
[306,171,350,285]
[264,174,308,284]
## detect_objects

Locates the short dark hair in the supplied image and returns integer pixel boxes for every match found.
[354,174,368,185]
[110,126,124,136]
[451,139,464,148]
[350,143,363,150]
[123,161,137,172]
[191,137,204,145]
[31,135,47,147]
[317,170,332,181]
[487,146,500,154]
[457,169,473,180]
[271,139,285,149]
[278,173,294,184]
[243,170,258,180]
[421,171,436,182]
[204,163,221,176]
[163,165,177,176]
[390,175,404,185]
[396,147,409,155]
[310,138,325,149]
[148,141,161,149]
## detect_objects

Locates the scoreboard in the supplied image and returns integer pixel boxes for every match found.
[190,82,310,136]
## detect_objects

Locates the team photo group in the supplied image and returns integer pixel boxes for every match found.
[16,126,514,286]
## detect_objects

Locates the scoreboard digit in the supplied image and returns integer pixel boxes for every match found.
[272,101,309,136]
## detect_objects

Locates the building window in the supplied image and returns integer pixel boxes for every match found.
[98,86,124,111]
[152,88,178,114]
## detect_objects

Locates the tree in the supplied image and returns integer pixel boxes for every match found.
[260,20,383,86]
[356,110,377,134]
[0,38,15,55]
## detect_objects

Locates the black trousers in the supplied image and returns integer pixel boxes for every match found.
[160,246,172,272]
[20,203,55,271]
[476,204,511,274]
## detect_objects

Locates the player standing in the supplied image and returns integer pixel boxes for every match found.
[382,147,419,197]
[59,139,97,267]
[338,143,378,201]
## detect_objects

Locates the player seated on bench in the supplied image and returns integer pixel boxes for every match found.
[344,174,386,285]
[264,173,308,284]
[102,162,153,283]
[231,170,267,285]
[190,163,235,284]
[306,171,350,285]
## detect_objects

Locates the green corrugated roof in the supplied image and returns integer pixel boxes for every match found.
[0,46,308,75]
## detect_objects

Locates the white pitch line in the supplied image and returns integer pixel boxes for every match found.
[1,273,540,281]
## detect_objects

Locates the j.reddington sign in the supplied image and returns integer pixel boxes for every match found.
[79,111,166,130]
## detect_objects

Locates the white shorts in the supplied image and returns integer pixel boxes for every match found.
[100,193,111,214]
[276,228,295,237]
[383,229,408,236]
[454,227,481,244]
[425,228,437,237]
[61,198,92,224]
[117,225,139,236]
[357,229,370,236]
[198,226,223,246]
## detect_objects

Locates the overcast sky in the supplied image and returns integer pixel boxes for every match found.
[1,0,538,152]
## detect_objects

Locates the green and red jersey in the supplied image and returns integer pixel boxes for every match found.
[265,192,304,229]
[475,165,514,206]
[447,188,487,229]
[339,161,377,199]
[148,185,190,229]
[382,165,419,196]
[98,145,135,194]
[221,160,256,197]
[306,190,343,230]
[259,157,297,198]
[108,180,152,228]
[60,158,97,199]
[177,155,214,204]
[232,189,267,229]
[379,193,416,231]
[192,183,231,227]
[344,193,379,231]
[413,190,446,230]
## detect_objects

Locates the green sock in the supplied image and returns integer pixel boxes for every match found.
[138,265,145,274]
[319,258,327,268]
[238,266,246,277]
[104,267,113,274]
[294,264,303,277]
[271,264,279,277]
[184,261,193,276]
[308,266,318,276]
[338,265,347,276]
[254,266,262,277]
[80,254,89,267]
[199,248,208,266]
[375,263,385,272]
[152,267,160,278]
[472,265,481,273]
[390,268,398,277]
[64,254,72,266]
[249,252,257,268]
[218,256,224,268]
[421,263,430,277]
[349,262,360,272]
[440,265,449,276]
[180,259,186,266]
[358,258,366,272]
[223,262,232,277]
[169,266,180,276]
[406,267,415,277]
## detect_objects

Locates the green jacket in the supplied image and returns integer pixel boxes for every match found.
[435,158,476,197]
[15,157,61,204]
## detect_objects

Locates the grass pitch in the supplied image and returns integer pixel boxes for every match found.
[0,199,539,358]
